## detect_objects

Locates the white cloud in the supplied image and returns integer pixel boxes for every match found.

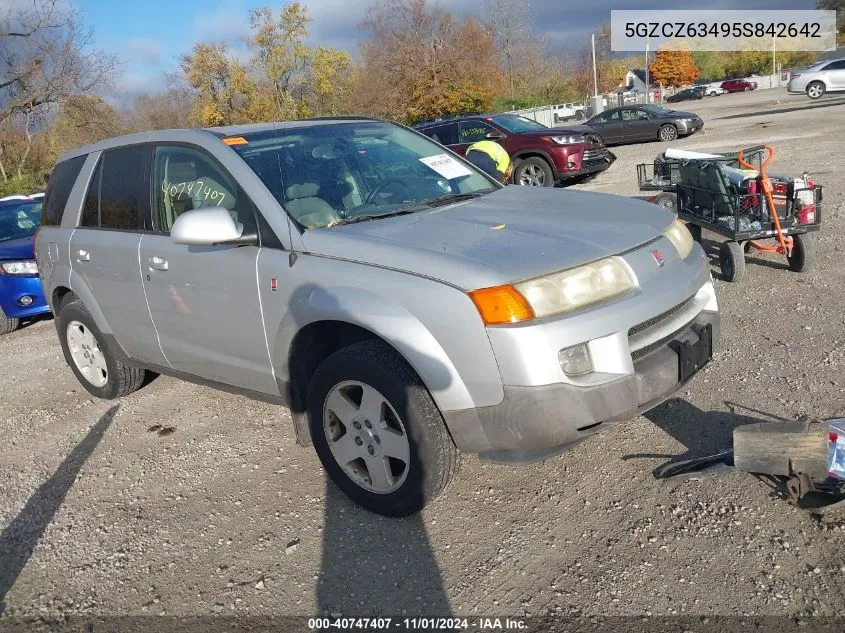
[192,0,251,45]
[126,37,163,66]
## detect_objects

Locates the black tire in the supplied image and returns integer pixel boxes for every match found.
[575,110,585,120]
[658,124,678,142]
[719,241,746,282]
[743,241,751,253]
[687,223,702,244]
[0,306,20,336]
[654,192,678,213]
[788,233,813,272]
[56,296,146,399]
[806,81,825,100]
[307,340,460,517]
[514,156,555,187]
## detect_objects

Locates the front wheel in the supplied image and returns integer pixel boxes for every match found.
[806,82,825,100]
[0,306,20,336]
[56,296,147,399]
[514,157,555,187]
[788,234,813,272]
[307,340,460,517]
[719,241,746,282]
[658,124,678,142]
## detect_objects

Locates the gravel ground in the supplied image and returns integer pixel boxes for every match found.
[1,89,844,622]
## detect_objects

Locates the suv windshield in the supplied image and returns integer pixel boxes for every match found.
[489,115,547,133]
[0,201,41,242]
[231,121,496,229]
[642,104,673,115]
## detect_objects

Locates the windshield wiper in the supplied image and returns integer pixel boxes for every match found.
[334,208,421,226]
[418,191,491,208]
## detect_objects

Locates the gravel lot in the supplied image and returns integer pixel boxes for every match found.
[1,89,844,623]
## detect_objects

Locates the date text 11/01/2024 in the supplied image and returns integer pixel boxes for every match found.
[307,618,527,630]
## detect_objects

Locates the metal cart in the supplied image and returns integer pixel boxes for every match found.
[636,145,823,282]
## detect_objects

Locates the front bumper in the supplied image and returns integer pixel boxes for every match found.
[0,274,50,319]
[677,119,704,135]
[552,146,616,180]
[443,309,719,463]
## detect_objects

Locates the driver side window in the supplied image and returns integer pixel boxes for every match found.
[459,122,496,144]
[151,146,253,235]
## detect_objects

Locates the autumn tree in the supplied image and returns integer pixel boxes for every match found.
[692,51,726,81]
[0,0,115,183]
[355,0,503,123]
[127,74,195,131]
[49,95,125,159]
[648,47,700,87]
[180,42,265,126]
[482,0,530,97]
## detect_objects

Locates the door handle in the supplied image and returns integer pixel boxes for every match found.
[76,249,90,262]
[148,256,168,271]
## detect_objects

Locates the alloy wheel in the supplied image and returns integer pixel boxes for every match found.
[66,320,108,387]
[518,164,546,186]
[323,381,410,494]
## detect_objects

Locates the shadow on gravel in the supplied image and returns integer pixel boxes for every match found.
[636,398,760,473]
[283,283,452,619]
[0,405,118,614]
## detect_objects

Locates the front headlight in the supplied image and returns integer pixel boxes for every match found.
[544,135,584,145]
[0,260,38,275]
[515,258,634,319]
[663,219,695,259]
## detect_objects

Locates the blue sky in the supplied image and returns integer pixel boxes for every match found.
[74,0,818,98]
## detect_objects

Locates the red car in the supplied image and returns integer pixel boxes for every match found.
[414,113,615,187]
[720,79,758,93]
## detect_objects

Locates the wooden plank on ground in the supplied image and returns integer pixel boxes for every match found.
[733,420,828,478]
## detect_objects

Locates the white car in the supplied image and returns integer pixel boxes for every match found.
[704,83,727,96]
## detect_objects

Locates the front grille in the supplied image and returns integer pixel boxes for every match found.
[631,329,681,361]
[583,149,608,162]
[628,295,696,339]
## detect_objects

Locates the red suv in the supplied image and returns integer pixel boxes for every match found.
[414,113,615,187]
[720,79,758,93]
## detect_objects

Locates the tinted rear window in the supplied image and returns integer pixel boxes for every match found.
[41,155,86,227]
[81,146,151,230]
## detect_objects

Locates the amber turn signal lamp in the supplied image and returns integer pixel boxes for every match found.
[468,285,535,325]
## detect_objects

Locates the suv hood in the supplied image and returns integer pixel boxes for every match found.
[0,236,35,260]
[516,125,597,138]
[301,187,675,290]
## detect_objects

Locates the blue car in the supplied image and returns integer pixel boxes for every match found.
[0,197,50,334]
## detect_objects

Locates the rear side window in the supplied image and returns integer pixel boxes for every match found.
[81,146,152,230]
[421,123,458,145]
[41,155,86,227]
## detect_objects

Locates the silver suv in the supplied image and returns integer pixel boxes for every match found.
[35,118,719,516]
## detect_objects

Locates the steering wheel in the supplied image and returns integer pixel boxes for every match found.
[365,179,407,205]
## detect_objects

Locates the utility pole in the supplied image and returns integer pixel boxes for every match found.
[592,33,598,96]
[645,36,650,103]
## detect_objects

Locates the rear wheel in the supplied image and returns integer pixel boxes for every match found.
[788,234,813,272]
[719,241,746,282]
[806,82,825,99]
[575,110,585,120]
[0,306,20,336]
[56,296,147,399]
[658,124,678,142]
[307,340,460,517]
[514,157,554,187]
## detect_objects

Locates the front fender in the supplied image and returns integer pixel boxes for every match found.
[272,285,476,413]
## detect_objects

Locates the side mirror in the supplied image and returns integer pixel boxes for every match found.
[170,207,257,247]
[485,130,505,140]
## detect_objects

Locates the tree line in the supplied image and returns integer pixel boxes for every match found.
[1,0,839,195]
